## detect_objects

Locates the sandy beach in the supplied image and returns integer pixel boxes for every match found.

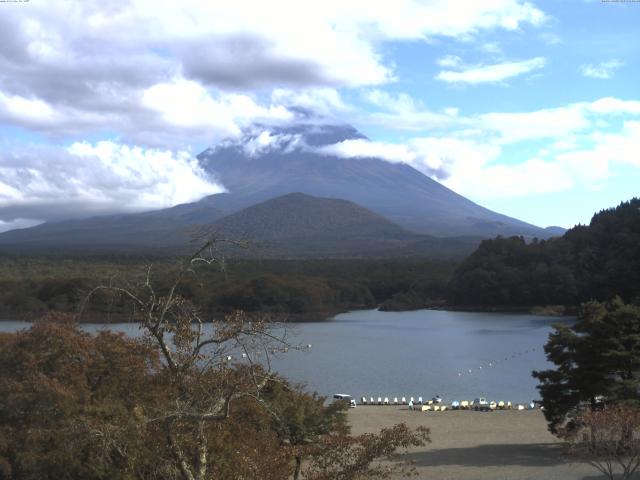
[348,406,604,480]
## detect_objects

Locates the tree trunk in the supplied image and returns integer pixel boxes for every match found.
[293,455,302,480]
[167,430,196,480]
[196,420,208,480]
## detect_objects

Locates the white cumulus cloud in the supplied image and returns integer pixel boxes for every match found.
[141,79,293,139]
[318,95,640,201]
[579,60,624,79]
[436,57,547,84]
[0,141,224,223]
[318,137,500,181]
[479,104,590,143]
[0,0,549,142]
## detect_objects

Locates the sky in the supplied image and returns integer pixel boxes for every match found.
[0,0,638,232]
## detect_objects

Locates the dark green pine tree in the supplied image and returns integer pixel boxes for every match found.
[533,298,640,433]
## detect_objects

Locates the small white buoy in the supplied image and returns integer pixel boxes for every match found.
[226,355,232,361]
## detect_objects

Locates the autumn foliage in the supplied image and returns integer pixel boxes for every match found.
[0,310,429,479]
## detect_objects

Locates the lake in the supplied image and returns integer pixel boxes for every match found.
[0,309,568,404]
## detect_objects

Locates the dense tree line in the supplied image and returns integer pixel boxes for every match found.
[0,257,455,321]
[449,198,640,308]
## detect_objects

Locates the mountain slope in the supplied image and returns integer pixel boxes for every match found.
[207,192,467,258]
[0,201,226,252]
[197,123,552,238]
[0,192,480,259]
[211,192,408,240]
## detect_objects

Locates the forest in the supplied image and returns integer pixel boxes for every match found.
[0,256,455,322]
[0,198,638,322]
[448,198,640,309]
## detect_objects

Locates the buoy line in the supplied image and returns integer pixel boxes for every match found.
[453,346,539,378]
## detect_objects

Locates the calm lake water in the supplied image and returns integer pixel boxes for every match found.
[0,309,568,404]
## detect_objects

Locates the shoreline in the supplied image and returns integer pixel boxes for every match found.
[0,303,575,324]
[0,308,350,324]
[380,303,576,317]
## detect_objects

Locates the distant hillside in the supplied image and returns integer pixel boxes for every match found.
[543,226,567,236]
[448,198,640,307]
[211,193,479,259]
[0,192,480,259]
[212,192,407,239]
[0,202,226,253]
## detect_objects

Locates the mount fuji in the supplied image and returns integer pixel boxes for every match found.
[0,122,560,257]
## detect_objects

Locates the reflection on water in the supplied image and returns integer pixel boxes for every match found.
[0,309,571,403]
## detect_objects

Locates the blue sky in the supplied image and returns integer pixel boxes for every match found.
[0,0,638,231]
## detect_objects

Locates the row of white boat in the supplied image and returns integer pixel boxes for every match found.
[358,396,540,411]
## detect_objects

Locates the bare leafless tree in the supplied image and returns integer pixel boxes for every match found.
[81,238,290,480]
[563,405,640,480]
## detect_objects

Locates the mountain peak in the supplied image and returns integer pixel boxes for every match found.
[200,122,367,162]
[264,123,367,147]
[195,121,549,238]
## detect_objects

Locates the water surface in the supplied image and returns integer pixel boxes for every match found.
[1,309,568,404]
